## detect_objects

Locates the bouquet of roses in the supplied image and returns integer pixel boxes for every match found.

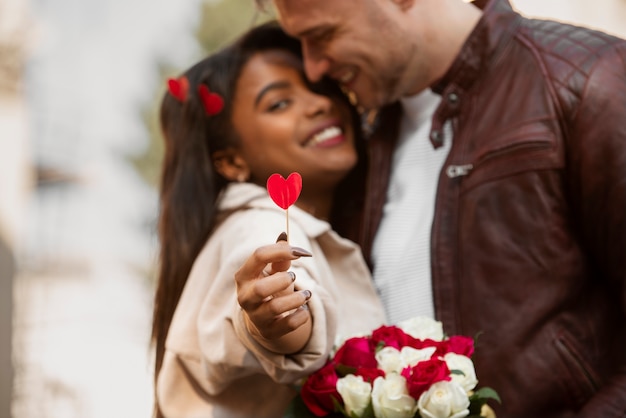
[285,316,500,418]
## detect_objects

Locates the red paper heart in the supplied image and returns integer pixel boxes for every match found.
[198,84,224,116]
[266,172,302,210]
[167,77,189,102]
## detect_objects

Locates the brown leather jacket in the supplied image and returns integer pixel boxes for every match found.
[359,0,626,416]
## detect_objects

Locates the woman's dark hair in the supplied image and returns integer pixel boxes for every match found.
[151,20,367,417]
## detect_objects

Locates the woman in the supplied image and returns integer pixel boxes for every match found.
[151,22,385,418]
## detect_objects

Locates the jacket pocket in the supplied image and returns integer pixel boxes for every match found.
[554,332,599,405]
[456,137,562,192]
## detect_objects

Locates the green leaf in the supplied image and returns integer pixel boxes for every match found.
[473,387,501,404]
[359,401,375,418]
[283,394,320,418]
[450,369,466,376]
[331,396,348,416]
[336,364,357,377]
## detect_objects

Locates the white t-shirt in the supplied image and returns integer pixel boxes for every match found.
[371,89,452,324]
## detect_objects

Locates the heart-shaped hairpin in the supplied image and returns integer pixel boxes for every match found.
[267,172,302,240]
[198,84,225,116]
[167,76,189,103]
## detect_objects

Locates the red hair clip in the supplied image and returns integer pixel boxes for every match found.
[198,84,224,116]
[167,76,189,103]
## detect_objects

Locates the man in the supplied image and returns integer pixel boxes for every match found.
[257,0,626,416]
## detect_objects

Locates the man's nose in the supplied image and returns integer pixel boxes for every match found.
[302,43,331,82]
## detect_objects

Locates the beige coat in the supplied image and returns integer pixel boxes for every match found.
[157,183,386,418]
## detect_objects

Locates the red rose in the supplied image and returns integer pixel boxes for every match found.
[333,337,377,369]
[401,357,451,399]
[371,325,410,349]
[355,367,386,384]
[445,335,475,357]
[406,337,446,355]
[301,362,341,417]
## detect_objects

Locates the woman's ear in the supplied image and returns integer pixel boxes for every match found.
[212,149,250,182]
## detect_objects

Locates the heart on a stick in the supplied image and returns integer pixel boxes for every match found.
[267,172,302,209]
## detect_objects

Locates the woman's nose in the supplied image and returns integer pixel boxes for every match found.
[305,91,333,117]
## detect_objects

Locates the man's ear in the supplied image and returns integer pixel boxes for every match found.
[212,148,250,182]
[391,0,414,12]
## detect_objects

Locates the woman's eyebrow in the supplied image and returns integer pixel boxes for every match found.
[254,81,291,107]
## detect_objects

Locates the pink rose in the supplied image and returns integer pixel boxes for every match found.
[401,357,451,399]
[371,325,410,349]
[301,362,342,417]
[333,337,378,369]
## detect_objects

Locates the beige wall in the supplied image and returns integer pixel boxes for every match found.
[511,0,626,38]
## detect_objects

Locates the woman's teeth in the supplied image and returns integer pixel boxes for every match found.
[308,126,342,146]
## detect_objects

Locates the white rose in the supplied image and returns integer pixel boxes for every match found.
[371,375,418,418]
[397,316,444,341]
[376,347,402,374]
[444,353,478,392]
[336,374,372,417]
[400,346,437,368]
[377,346,437,375]
[417,381,470,418]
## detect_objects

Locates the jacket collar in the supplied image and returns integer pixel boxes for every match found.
[426,0,522,148]
[432,0,521,96]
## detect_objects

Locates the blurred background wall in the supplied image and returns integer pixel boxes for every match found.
[1,0,32,416]
[1,0,625,417]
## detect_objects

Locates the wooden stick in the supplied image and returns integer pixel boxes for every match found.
[285,208,290,243]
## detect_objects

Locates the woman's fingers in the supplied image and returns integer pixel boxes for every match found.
[250,290,313,340]
[265,307,311,339]
[234,242,311,286]
[238,271,296,310]
[266,289,311,318]
[235,244,296,284]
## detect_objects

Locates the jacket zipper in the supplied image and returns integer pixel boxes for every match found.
[445,140,551,179]
[446,164,473,178]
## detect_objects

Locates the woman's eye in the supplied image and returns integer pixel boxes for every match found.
[267,99,290,112]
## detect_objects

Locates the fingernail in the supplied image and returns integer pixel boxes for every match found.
[291,247,312,257]
[302,290,312,300]
[276,232,288,242]
[288,271,296,282]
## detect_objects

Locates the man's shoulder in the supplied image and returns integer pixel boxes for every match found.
[509,19,626,109]
[517,18,625,74]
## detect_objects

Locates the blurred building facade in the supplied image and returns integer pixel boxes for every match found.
[0,0,33,415]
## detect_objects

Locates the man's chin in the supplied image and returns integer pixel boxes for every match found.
[340,83,391,111]
[354,95,387,113]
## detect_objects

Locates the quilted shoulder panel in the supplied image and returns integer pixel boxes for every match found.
[516,19,624,114]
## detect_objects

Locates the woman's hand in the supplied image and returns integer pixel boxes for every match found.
[234,233,313,354]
